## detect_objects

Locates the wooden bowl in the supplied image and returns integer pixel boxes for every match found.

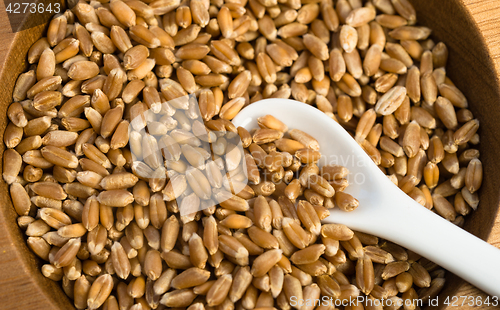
[1,1,500,309]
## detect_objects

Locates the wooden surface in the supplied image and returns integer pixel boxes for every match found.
[1,0,500,309]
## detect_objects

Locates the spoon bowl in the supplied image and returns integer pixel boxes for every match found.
[232,98,500,299]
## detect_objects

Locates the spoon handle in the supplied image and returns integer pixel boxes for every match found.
[395,205,500,298]
[350,189,500,299]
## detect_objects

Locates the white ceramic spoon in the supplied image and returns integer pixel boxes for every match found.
[232,98,500,298]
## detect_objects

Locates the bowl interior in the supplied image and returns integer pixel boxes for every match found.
[0,16,76,310]
[1,0,500,309]
[410,0,500,306]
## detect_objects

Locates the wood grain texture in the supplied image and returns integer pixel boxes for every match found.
[0,0,500,309]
